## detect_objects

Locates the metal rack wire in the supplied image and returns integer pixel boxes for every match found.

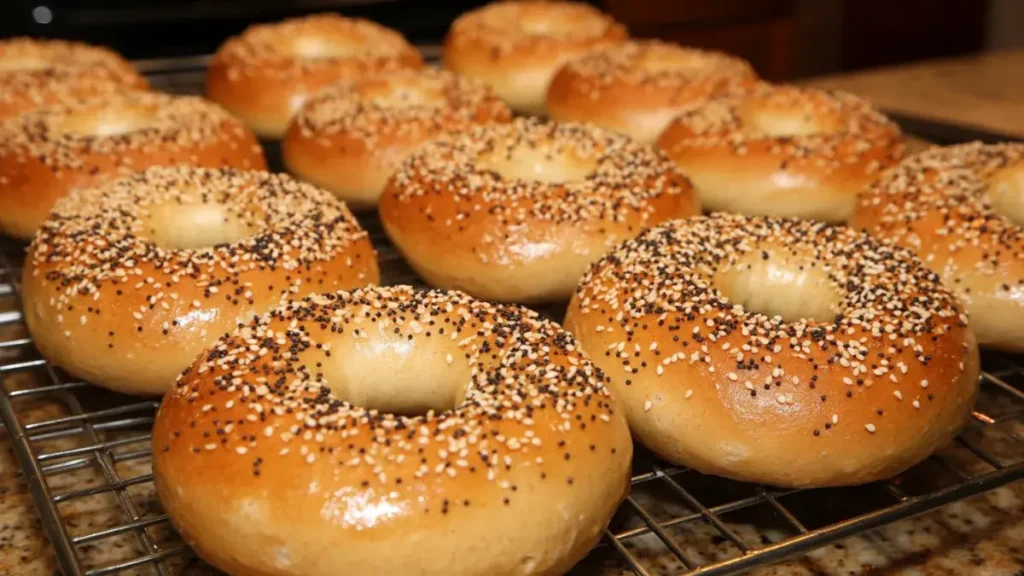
[0,57,1022,576]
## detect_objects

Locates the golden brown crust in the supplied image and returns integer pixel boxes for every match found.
[851,142,1024,352]
[282,69,512,209]
[22,166,379,395]
[0,92,266,240]
[152,286,632,576]
[443,1,627,115]
[565,214,979,488]
[207,13,423,139]
[657,83,905,222]
[546,40,757,143]
[378,118,700,303]
[0,37,149,120]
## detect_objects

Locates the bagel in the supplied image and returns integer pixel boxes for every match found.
[152,285,632,576]
[21,166,379,395]
[378,118,700,303]
[282,69,512,209]
[443,1,627,115]
[657,84,905,222]
[207,13,423,139]
[565,213,980,488]
[0,91,265,240]
[546,40,757,143]
[852,142,1024,352]
[0,37,148,120]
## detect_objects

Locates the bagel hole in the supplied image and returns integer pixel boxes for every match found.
[740,102,840,137]
[364,84,445,110]
[290,36,359,60]
[519,17,557,36]
[0,57,50,72]
[139,203,254,250]
[479,146,597,184]
[714,248,840,324]
[318,330,471,417]
[59,106,156,137]
[640,51,717,75]
[987,166,1024,227]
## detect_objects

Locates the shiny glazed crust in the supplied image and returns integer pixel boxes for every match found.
[282,69,512,209]
[565,214,980,488]
[443,1,627,115]
[546,40,757,143]
[0,92,266,240]
[657,84,905,222]
[0,37,149,120]
[207,13,423,139]
[851,142,1024,352]
[378,118,701,303]
[152,286,633,576]
[21,167,379,395]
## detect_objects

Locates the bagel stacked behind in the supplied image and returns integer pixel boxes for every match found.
[208,13,424,138]
[0,37,149,120]
[283,68,512,209]
[0,91,265,240]
[444,1,627,115]
[547,40,757,143]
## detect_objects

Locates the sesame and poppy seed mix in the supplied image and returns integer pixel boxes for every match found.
[282,68,512,207]
[656,83,906,222]
[0,91,265,239]
[566,213,980,487]
[21,166,379,396]
[853,141,1024,351]
[152,285,632,575]
[378,117,699,303]
[0,37,149,120]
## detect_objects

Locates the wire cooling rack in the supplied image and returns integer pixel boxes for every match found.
[0,56,1023,576]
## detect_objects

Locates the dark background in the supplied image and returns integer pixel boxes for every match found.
[0,0,1018,79]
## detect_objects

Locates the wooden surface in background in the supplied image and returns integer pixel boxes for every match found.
[805,49,1024,139]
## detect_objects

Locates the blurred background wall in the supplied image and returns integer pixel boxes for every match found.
[0,0,1019,76]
